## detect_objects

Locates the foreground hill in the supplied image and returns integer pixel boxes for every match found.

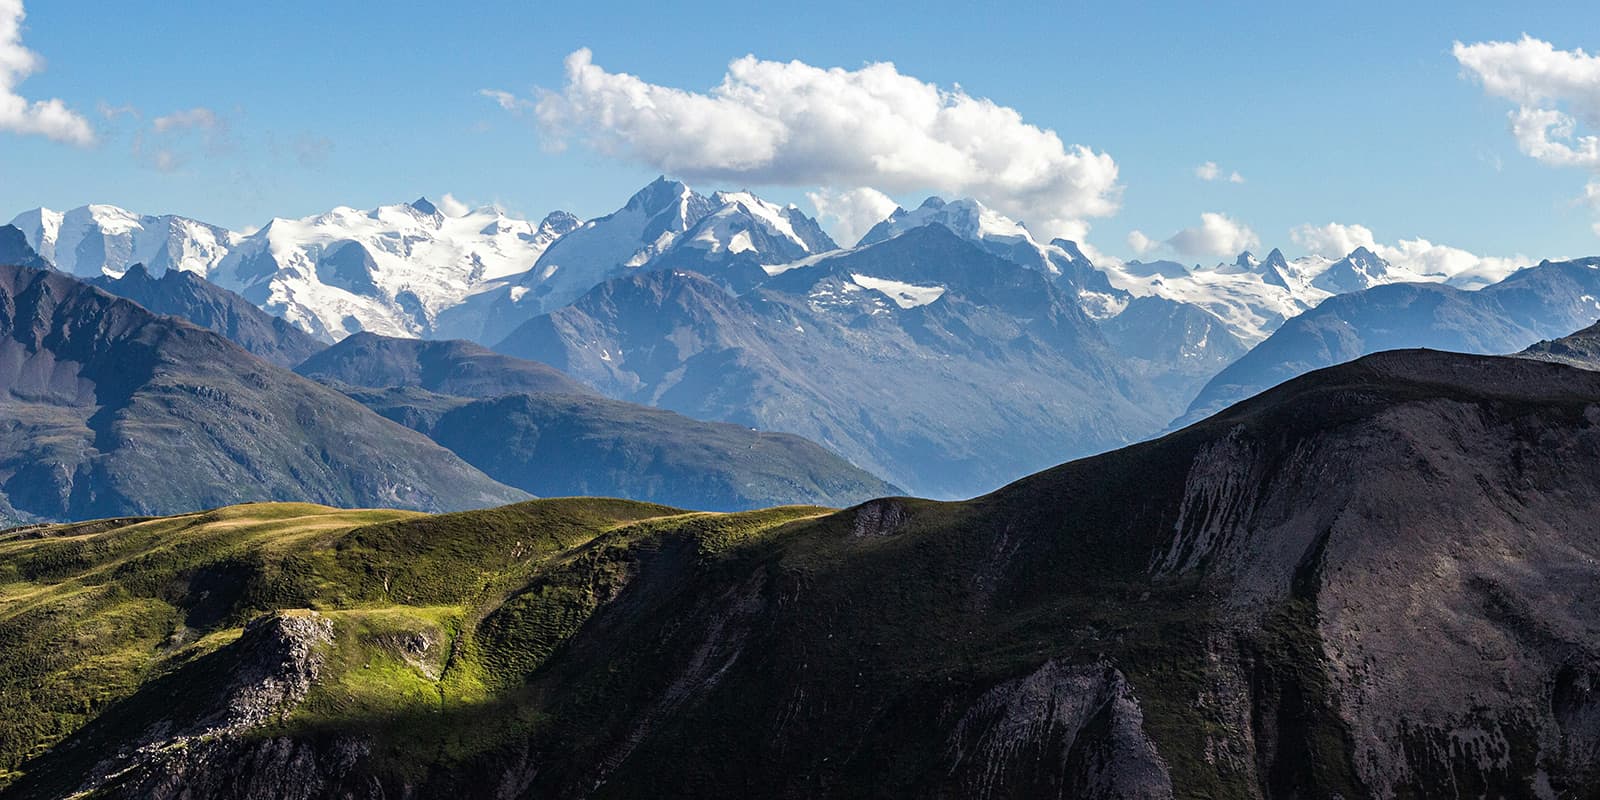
[298,333,899,510]
[0,264,525,523]
[5,348,1600,796]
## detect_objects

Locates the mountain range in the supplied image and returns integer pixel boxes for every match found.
[297,333,899,510]
[7,346,1600,797]
[0,261,526,523]
[497,224,1165,497]
[0,233,896,517]
[1182,256,1600,424]
[0,181,1567,498]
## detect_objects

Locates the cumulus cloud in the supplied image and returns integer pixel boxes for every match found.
[1126,229,1158,256]
[806,186,899,246]
[0,0,92,145]
[1292,221,1524,288]
[1165,212,1259,258]
[437,193,471,217]
[1455,37,1600,169]
[1289,221,1378,258]
[525,48,1121,240]
[1195,161,1245,183]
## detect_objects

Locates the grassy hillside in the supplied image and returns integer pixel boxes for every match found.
[0,499,828,796]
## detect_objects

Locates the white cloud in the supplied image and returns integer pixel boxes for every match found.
[1293,221,1524,288]
[437,193,471,217]
[1290,221,1378,258]
[96,101,137,120]
[1126,229,1158,256]
[527,48,1121,240]
[1165,212,1259,258]
[1456,37,1600,170]
[806,186,899,246]
[1195,161,1245,183]
[151,107,218,133]
[0,0,92,145]
[478,88,529,114]
[132,106,230,172]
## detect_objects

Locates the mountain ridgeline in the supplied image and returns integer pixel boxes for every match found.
[297,333,900,511]
[5,349,1600,797]
[12,183,1540,500]
[0,263,525,523]
[89,263,327,367]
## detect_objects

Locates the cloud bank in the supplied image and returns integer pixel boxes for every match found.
[1292,221,1524,287]
[1165,212,1259,258]
[0,0,92,145]
[806,187,899,247]
[522,48,1121,240]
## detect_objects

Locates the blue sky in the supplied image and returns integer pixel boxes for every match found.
[4,0,1600,264]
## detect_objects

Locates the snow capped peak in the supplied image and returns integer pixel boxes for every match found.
[1345,246,1382,266]
[539,210,581,236]
[1235,250,1259,269]
[209,200,578,340]
[1312,246,1398,295]
[8,203,239,278]
[624,176,696,215]
[1051,239,1092,265]
[684,191,837,260]
[860,196,1030,247]
[1261,248,1289,271]
[852,196,1097,282]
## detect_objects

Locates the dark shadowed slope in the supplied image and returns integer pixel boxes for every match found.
[1181,257,1600,424]
[294,331,592,396]
[345,386,900,511]
[8,349,1600,797]
[0,225,49,271]
[89,263,326,367]
[0,264,525,523]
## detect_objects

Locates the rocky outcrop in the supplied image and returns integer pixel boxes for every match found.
[944,661,1173,799]
[77,613,337,797]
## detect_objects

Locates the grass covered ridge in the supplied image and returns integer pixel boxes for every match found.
[0,499,830,792]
